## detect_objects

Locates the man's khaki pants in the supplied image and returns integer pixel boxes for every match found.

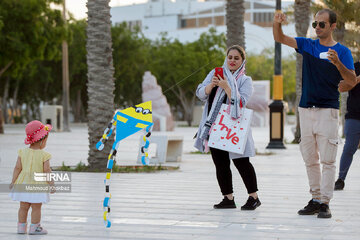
[298,107,339,203]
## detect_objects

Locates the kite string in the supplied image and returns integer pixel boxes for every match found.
[161,55,223,95]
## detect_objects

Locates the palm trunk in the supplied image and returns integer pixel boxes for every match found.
[293,0,310,143]
[334,24,346,137]
[293,54,303,143]
[86,0,115,169]
[340,92,348,137]
[226,0,245,48]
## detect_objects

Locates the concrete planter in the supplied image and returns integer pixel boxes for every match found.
[286,115,296,125]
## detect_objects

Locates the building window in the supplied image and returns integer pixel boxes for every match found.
[214,6,224,13]
[180,18,196,28]
[253,12,274,27]
[127,20,142,31]
[215,16,224,26]
[199,17,212,27]
[181,19,186,28]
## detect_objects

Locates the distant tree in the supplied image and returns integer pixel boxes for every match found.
[246,49,296,107]
[68,20,88,122]
[0,16,3,31]
[148,29,226,125]
[226,0,245,48]
[0,0,66,123]
[86,0,115,169]
[17,59,63,122]
[0,0,65,78]
[111,23,151,108]
[344,29,360,61]
[246,49,274,81]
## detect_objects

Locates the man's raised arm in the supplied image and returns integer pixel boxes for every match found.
[273,12,298,49]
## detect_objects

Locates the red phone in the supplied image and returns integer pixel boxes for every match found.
[215,67,224,79]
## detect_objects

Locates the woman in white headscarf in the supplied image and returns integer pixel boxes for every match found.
[194,45,260,210]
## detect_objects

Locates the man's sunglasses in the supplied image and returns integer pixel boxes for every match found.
[312,21,327,29]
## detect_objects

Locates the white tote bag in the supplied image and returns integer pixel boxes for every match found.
[208,104,253,154]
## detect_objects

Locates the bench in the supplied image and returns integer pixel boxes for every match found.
[137,135,183,164]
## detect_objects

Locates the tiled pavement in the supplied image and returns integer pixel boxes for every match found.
[0,123,359,240]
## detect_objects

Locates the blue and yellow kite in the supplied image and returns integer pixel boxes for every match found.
[96,101,153,228]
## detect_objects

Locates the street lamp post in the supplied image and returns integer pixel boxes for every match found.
[266,0,285,149]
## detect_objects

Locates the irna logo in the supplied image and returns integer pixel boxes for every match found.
[34,172,71,182]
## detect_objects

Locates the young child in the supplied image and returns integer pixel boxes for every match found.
[9,120,54,235]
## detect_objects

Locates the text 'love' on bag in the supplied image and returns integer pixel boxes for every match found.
[208,104,253,154]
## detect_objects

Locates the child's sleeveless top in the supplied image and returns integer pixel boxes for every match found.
[15,148,51,184]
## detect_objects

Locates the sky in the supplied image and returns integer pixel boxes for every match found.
[66,0,148,20]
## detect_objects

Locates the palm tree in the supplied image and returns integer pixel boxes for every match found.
[293,0,311,143]
[226,0,245,48]
[86,0,115,169]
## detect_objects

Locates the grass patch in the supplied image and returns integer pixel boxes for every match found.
[291,139,300,144]
[189,151,210,154]
[177,124,199,128]
[191,150,275,156]
[190,150,275,156]
[255,149,275,156]
[285,137,300,145]
[53,161,179,173]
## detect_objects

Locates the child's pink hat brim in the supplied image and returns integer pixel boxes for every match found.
[24,120,52,145]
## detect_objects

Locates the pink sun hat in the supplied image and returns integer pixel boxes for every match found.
[24,120,52,145]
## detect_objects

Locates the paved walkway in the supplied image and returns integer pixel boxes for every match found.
[0,123,360,240]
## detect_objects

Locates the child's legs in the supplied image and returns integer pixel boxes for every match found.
[18,202,31,223]
[30,203,42,224]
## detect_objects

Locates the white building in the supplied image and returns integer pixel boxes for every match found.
[111,0,298,56]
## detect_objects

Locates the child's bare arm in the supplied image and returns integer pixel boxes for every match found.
[43,160,54,185]
[10,156,22,189]
[44,160,55,193]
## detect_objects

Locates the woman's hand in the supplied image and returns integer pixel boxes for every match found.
[217,75,232,99]
[211,76,219,86]
[9,183,14,190]
[205,76,219,95]
[217,75,230,91]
